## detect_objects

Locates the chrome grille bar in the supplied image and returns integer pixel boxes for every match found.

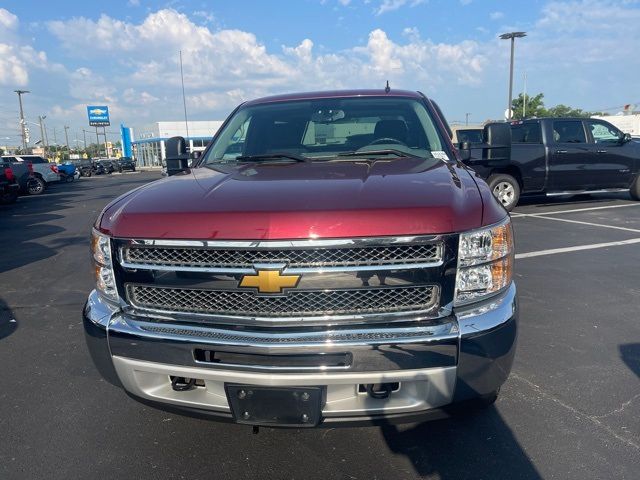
[120,236,443,271]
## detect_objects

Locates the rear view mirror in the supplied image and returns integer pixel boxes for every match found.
[165,136,190,176]
[458,142,472,161]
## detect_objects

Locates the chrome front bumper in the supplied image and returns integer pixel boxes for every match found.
[84,284,517,424]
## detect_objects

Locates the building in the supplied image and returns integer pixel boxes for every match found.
[132,120,223,167]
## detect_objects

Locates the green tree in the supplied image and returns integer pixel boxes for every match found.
[511,93,547,119]
[511,92,605,119]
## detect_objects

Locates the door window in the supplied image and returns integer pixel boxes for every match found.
[552,121,586,143]
[586,121,621,144]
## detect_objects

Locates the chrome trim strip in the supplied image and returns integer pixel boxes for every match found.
[118,260,444,273]
[113,316,459,348]
[546,188,629,196]
[122,235,443,248]
[191,359,352,372]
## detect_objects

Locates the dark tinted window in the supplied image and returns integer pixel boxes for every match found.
[456,129,483,144]
[553,120,586,143]
[511,122,542,143]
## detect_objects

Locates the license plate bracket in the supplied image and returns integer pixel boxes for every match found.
[225,384,323,427]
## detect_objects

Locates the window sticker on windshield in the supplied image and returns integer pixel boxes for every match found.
[432,151,449,161]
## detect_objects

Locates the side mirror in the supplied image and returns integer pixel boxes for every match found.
[165,136,190,176]
[191,150,202,160]
[482,122,511,163]
[622,132,632,143]
[458,141,472,161]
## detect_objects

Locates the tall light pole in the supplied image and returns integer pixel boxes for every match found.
[64,125,70,159]
[14,90,30,151]
[499,32,526,120]
[38,115,47,157]
[465,113,471,126]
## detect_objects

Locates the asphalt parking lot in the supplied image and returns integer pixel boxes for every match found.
[1,172,639,480]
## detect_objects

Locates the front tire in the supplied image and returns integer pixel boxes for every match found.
[630,175,640,201]
[27,177,46,195]
[488,174,520,211]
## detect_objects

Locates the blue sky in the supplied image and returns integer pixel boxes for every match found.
[1,0,639,144]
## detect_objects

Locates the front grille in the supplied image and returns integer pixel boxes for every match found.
[127,284,439,318]
[121,243,442,269]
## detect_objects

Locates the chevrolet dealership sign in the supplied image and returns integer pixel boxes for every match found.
[87,106,110,127]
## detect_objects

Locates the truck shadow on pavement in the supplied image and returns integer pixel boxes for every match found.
[379,407,541,479]
[0,297,17,340]
[619,343,640,378]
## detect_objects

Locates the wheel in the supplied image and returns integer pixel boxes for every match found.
[0,190,18,204]
[630,175,640,201]
[86,170,92,177]
[488,174,520,211]
[27,177,46,195]
[65,174,74,182]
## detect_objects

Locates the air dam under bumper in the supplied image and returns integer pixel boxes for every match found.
[83,283,517,425]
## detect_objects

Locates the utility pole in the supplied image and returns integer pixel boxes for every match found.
[14,90,30,151]
[522,72,527,118]
[64,125,70,160]
[38,115,47,157]
[499,32,526,120]
[43,118,49,155]
[465,113,471,126]
[82,129,87,151]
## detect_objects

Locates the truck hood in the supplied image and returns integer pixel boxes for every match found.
[100,158,485,239]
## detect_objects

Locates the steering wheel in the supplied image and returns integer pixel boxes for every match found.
[367,137,407,146]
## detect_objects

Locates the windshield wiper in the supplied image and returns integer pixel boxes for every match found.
[331,149,426,160]
[235,153,310,163]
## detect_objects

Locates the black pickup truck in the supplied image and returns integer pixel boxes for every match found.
[465,117,640,210]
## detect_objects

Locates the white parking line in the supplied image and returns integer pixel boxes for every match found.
[512,203,640,218]
[527,215,640,234]
[516,237,640,259]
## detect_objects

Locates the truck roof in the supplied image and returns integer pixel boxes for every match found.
[243,89,425,106]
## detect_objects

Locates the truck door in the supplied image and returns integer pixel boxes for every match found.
[583,119,634,188]
[548,120,591,191]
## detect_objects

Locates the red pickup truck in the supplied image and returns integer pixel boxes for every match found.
[85,89,517,428]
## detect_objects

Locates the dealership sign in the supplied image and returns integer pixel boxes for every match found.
[87,106,110,127]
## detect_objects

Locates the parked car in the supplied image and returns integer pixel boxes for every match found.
[116,157,136,172]
[56,162,78,182]
[459,117,640,210]
[85,89,517,428]
[1,158,20,204]
[71,159,94,177]
[1,155,59,195]
[95,159,116,174]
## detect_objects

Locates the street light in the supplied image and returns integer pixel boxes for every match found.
[499,31,526,120]
[14,90,30,150]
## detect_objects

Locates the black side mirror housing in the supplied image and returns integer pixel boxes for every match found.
[482,122,511,162]
[165,136,190,176]
[458,142,472,161]
[622,132,632,143]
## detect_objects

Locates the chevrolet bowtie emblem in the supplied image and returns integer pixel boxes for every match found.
[239,270,301,294]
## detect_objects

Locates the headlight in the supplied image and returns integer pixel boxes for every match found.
[455,218,514,306]
[91,228,118,301]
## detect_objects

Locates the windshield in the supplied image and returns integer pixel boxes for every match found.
[201,97,445,164]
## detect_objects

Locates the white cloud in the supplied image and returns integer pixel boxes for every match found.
[374,0,426,16]
[489,11,504,20]
[0,8,18,31]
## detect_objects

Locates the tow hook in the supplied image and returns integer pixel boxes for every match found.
[366,383,393,399]
[170,376,196,391]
